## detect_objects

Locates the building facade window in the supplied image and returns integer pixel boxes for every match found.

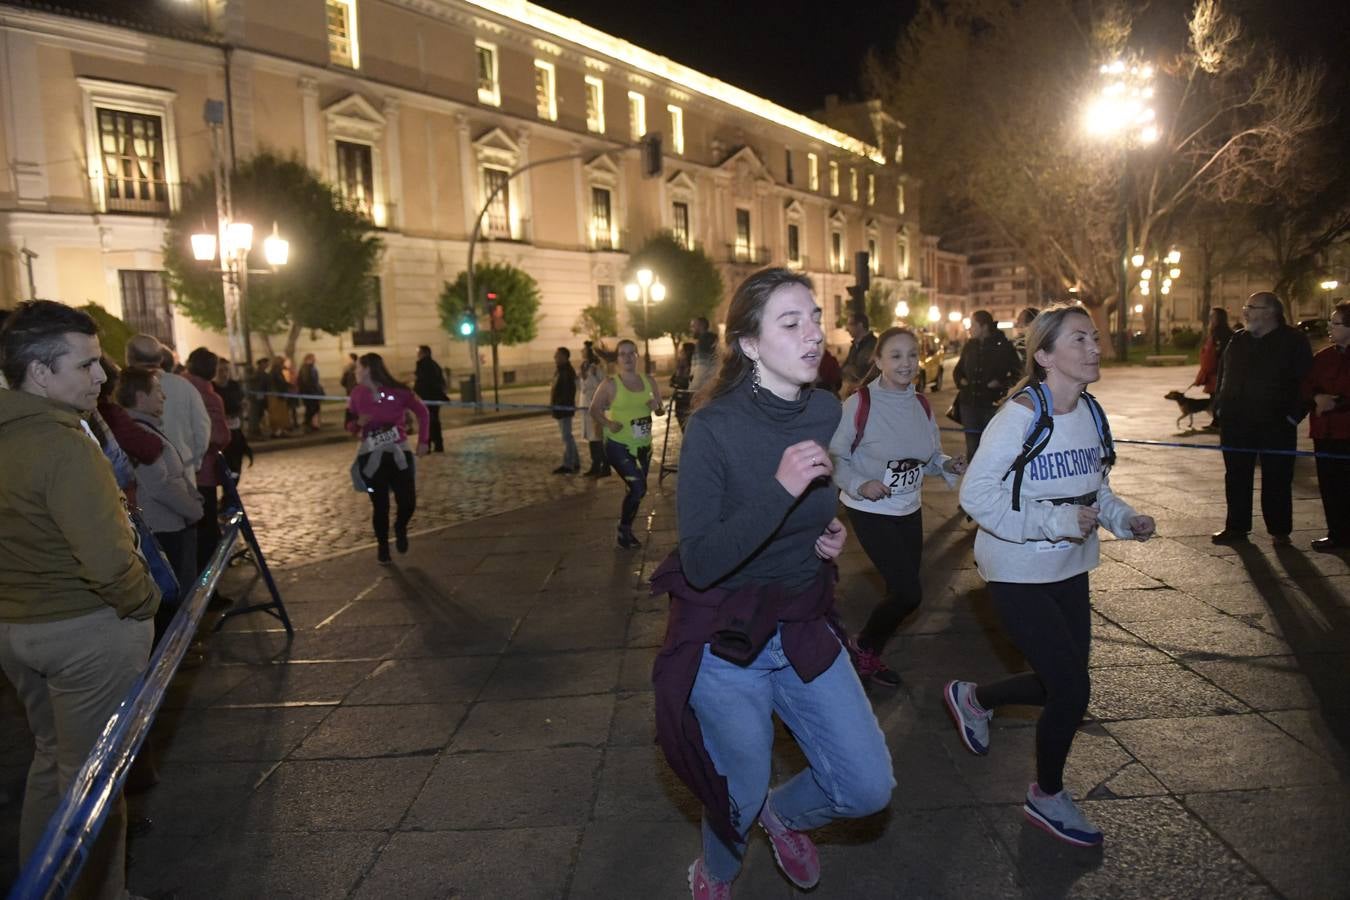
[598,284,616,314]
[668,105,684,154]
[79,78,181,215]
[897,183,905,214]
[534,60,557,121]
[850,168,858,202]
[807,152,819,191]
[119,270,173,346]
[481,166,511,238]
[787,223,800,264]
[327,0,359,68]
[784,148,794,185]
[585,76,605,133]
[476,41,501,106]
[867,173,875,206]
[628,92,646,141]
[832,231,844,272]
[352,277,384,346]
[335,140,375,218]
[672,201,691,249]
[829,160,839,197]
[591,187,613,250]
[897,238,908,278]
[868,237,878,274]
[96,109,169,215]
[735,208,751,261]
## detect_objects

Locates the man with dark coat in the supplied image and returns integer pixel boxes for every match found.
[953,309,1021,458]
[551,346,580,474]
[1211,292,1314,545]
[413,345,449,452]
[841,312,877,384]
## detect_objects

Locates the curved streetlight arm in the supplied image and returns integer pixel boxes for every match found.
[464,143,647,410]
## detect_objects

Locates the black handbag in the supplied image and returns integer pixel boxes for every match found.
[945,399,963,425]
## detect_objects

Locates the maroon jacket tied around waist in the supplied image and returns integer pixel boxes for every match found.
[649,550,845,846]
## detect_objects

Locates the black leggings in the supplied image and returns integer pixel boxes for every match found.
[848,507,924,653]
[975,573,1091,795]
[360,451,417,547]
[604,440,650,533]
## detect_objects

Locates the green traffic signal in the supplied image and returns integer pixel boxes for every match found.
[458,316,475,337]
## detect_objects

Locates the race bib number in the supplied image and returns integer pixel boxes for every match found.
[368,426,400,448]
[631,416,653,440]
[1036,540,1074,552]
[885,458,923,494]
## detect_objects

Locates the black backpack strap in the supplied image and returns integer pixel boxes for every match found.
[1081,390,1116,468]
[1001,382,1054,511]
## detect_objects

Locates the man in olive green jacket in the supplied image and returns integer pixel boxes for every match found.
[0,300,158,900]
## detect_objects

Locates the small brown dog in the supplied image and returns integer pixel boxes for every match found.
[1164,390,1212,430]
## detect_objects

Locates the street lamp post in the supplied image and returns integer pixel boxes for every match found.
[1132,247,1180,354]
[1084,59,1159,361]
[190,100,288,374]
[624,268,666,374]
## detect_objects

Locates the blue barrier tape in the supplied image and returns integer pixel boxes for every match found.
[7,515,243,900]
[248,391,1350,461]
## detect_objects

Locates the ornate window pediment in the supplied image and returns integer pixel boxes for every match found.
[324,94,385,142]
[473,127,521,169]
[585,153,622,188]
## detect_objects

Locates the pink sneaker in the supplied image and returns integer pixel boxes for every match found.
[688,857,731,899]
[758,800,820,889]
[853,644,902,687]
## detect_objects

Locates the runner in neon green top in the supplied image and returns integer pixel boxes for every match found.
[590,339,665,549]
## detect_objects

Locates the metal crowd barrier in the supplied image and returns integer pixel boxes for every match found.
[7,499,287,900]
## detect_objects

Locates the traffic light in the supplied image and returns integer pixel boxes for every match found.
[457,311,476,337]
[640,132,663,179]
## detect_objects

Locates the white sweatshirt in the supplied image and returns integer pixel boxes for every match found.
[959,398,1137,584]
[829,380,956,517]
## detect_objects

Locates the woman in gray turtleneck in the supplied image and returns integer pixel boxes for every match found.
[654,268,894,898]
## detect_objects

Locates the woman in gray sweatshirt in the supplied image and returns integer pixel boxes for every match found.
[829,327,965,687]
[117,366,204,602]
[945,305,1155,849]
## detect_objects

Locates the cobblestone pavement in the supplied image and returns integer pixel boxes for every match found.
[237,411,687,567]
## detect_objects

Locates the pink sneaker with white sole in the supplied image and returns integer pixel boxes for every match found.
[688,857,731,899]
[758,800,820,889]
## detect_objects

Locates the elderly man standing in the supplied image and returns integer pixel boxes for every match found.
[0,301,159,900]
[1211,292,1314,545]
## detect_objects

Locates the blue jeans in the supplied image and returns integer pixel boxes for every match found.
[557,416,580,470]
[604,440,651,533]
[688,629,895,881]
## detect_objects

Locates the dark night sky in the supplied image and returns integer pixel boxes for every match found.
[539,0,1348,124]
[541,0,920,113]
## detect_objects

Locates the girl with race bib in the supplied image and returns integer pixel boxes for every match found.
[589,339,663,549]
[829,327,966,688]
[945,305,1155,848]
[346,352,430,563]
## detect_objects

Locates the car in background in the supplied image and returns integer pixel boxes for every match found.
[1298,318,1329,339]
[915,332,945,392]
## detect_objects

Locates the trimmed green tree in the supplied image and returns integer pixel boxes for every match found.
[623,233,724,343]
[438,261,541,345]
[163,152,383,362]
[571,304,618,342]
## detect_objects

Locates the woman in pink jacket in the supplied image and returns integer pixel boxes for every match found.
[347,353,430,563]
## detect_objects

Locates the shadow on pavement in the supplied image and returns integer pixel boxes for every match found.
[1233,543,1350,771]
